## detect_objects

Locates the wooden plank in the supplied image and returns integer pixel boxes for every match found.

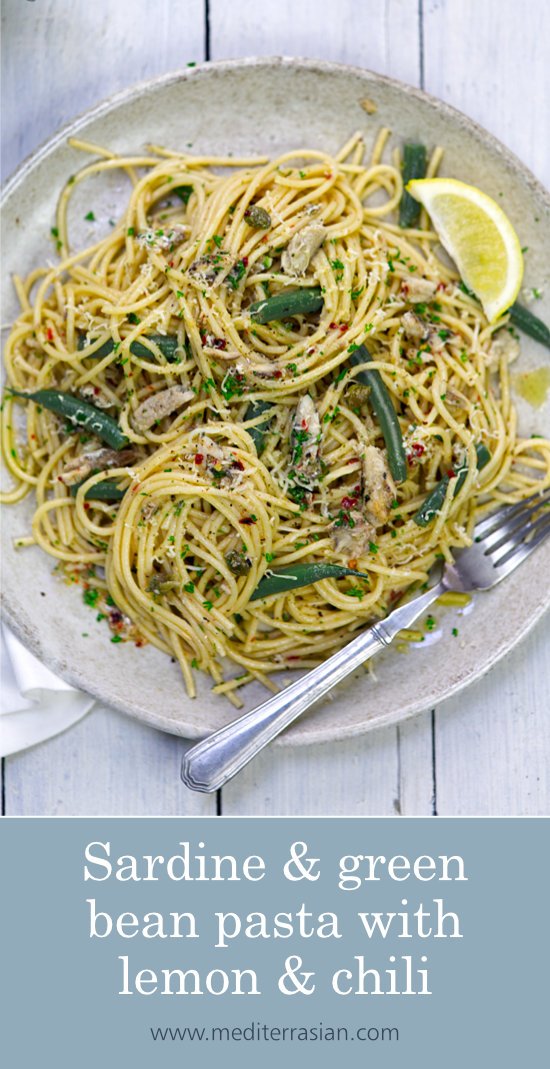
[4,705,215,816]
[209,0,421,86]
[423,0,550,185]
[221,725,400,815]
[397,712,435,815]
[1,0,205,181]
[435,622,550,815]
[2,0,211,817]
[424,0,550,814]
[210,0,431,815]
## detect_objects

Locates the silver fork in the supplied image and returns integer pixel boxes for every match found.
[181,489,550,793]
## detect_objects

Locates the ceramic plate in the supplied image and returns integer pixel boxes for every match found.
[2,58,549,745]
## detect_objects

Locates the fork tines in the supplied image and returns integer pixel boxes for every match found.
[476,486,550,573]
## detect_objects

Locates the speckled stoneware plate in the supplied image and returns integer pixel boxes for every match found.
[2,58,549,745]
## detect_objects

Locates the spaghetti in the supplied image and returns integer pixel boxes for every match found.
[2,130,549,705]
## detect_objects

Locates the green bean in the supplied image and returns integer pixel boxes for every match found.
[77,332,182,363]
[251,562,370,601]
[243,399,275,455]
[70,479,126,501]
[349,346,407,483]
[249,287,323,324]
[399,143,427,228]
[413,443,491,527]
[509,302,550,351]
[7,388,129,450]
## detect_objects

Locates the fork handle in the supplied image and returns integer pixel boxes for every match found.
[181,580,445,793]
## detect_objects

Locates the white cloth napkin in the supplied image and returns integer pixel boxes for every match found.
[0,625,95,756]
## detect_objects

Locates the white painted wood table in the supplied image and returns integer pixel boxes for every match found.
[1,0,549,816]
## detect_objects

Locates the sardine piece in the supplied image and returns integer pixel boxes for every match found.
[188,255,219,285]
[402,310,427,341]
[402,310,446,354]
[330,511,375,555]
[281,223,326,277]
[193,436,247,490]
[60,447,136,486]
[363,445,396,527]
[404,277,438,303]
[132,386,194,432]
[291,394,322,483]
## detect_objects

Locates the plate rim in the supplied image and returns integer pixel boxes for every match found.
[1,55,549,746]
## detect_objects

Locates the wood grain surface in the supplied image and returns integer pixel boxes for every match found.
[1,0,548,816]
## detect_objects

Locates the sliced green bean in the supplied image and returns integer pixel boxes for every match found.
[413,443,491,527]
[70,479,126,501]
[7,388,129,450]
[244,399,275,455]
[399,143,427,228]
[251,562,370,601]
[349,346,407,483]
[249,287,323,324]
[77,332,182,363]
[509,302,550,351]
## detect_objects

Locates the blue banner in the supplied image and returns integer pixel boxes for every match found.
[1,817,547,1066]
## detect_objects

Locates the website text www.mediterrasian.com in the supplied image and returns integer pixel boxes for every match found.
[149,1021,399,1044]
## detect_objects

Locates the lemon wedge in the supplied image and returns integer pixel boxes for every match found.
[406,177,524,323]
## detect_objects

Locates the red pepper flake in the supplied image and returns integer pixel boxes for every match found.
[329,322,338,330]
[242,256,249,267]
[324,172,333,179]
[447,469,456,478]
[353,484,361,494]
[194,453,204,464]
[239,516,256,525]
[306,346,316,355]
[83,502,90,510]
[273,370,283,379]
[437,281,446,291]
[411,442,425,457]
[46,328,54,342]
[341,496,358,509]
[339,323,349,333]
[233,458,245,471]
[286,654,302,660]
[348,558,358,570]
[212,338,227,350]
